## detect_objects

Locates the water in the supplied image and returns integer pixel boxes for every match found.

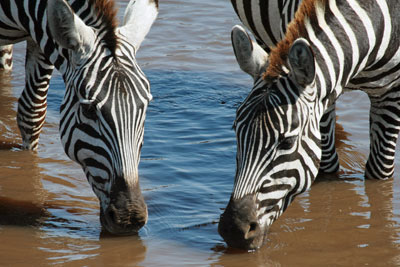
[1,0,400,266]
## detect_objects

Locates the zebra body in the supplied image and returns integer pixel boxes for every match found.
[219,0,400,250]
[0,0,158,234]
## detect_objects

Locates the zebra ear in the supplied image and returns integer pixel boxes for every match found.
[231,25,269,81]
[288,38,316,87]
[47,0,95,52]
[118,0,159,51]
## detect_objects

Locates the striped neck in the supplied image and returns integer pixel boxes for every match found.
[264,0,389,104]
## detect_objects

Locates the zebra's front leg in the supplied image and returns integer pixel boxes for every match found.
[17,39,54,150]
[365,91,400,180]
[0,45,13,71]
[319,103,340,173]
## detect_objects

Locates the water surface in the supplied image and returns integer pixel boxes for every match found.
[1,0,400,266]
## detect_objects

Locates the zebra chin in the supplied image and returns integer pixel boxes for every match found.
[99,183,148,235]
[218,195,266,251]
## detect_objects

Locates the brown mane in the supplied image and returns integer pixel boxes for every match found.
[263,0,326,80]
[87,0,119,56]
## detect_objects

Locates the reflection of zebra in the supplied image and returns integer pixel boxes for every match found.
[0,0,158,234]
[231,0,339,174]
[220,0,400,250]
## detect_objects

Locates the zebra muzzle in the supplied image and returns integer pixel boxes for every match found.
[100,184,148,235]
[218,195,265,251]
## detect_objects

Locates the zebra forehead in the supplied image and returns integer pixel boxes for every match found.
[245,82,299,111]
[236,89,303,137]
[237,101,299,132]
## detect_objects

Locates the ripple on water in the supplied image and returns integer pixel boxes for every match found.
[1,0,400,265]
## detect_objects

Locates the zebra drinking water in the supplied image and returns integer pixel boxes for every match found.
[219,0,400,250]
[0,0,158,234]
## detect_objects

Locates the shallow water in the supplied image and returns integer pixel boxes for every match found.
[1,0,400,266]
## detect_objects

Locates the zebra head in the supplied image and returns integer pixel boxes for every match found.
[46,0,158,235]
[219,26,321,250]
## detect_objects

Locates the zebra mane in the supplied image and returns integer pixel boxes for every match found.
[263,0,326,80]
[86,0,119,56]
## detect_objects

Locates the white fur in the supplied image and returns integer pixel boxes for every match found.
[47,0,96,58]
[231,25,269,81]
[118,0,159,51]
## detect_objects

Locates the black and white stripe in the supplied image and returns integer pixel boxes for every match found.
[231,0,302,51]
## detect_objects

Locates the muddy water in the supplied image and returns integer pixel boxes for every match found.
[1,0,400,266]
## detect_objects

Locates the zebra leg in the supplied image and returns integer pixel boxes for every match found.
[0,45,13,71]
[365,91,400,180]
[319,103,340,173]
[17,39,54,150]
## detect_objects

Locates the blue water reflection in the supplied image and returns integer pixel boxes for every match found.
[45,69,250,250]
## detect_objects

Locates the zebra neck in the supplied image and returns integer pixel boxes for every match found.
[306,0,394,102]
[267,0,393,102]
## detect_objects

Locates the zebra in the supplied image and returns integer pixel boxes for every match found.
[219,0,400,250]
[231,0,340,175]
[0,0,158,234]
[230,0,302,52]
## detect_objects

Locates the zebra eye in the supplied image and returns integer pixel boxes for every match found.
[278,135,297,150]
[81,103,98,120]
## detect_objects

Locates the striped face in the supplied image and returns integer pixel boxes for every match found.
[45,0,158,234]
[59,37,151,234]
[219,35,323,250]
[236,77,321,218]
[219,77,321,250]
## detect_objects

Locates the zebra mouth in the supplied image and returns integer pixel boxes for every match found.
[99,187,148,235]
[218,214,266,250]
[218,195,266,250]
[100,204,148,235]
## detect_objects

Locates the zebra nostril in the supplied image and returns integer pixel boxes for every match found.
[245,221,260,239]
[107,208,118,224]
[249,222,257,232]
[132,214,147,229]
